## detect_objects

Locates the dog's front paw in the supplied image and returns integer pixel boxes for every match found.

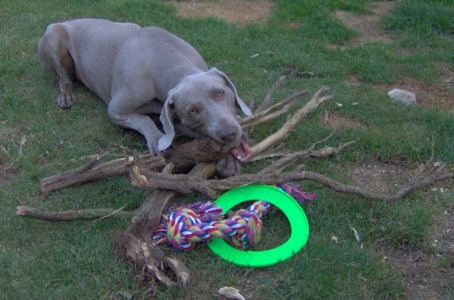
[57,91,76,109]
[147,132,165,156]
[216,154,241,178]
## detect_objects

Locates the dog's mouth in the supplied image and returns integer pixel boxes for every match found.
[229,137,252,163]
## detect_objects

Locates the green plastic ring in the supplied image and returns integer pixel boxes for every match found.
[207,185,309,267]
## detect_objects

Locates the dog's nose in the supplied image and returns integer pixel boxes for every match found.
[217,125,238,143]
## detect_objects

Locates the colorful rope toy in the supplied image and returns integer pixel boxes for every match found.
[152,184,315,267]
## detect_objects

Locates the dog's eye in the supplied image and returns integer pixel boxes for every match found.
[213,89,225,100]
[187,106,200,116]
[187,103,203,116]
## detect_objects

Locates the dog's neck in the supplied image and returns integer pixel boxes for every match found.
[158,66,207,101]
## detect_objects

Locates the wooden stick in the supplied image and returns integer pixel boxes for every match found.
[16,206,131,221]
[258,141,356,175]
[39,137,227,196]
[255,75,287,112]
[117,162,216,287]
[242,99,298,129]
[251,132,337,161]
[130,159,453,202]
[241,90,308,128]
[251,87,334,156]
[40,154,166,195]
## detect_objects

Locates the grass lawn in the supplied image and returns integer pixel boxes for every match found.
[1,0,453,299]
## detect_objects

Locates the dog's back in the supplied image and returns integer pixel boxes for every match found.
[49,19,208,103]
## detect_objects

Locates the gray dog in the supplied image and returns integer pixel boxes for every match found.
[38,19,252,176]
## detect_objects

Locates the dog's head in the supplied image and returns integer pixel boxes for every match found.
[158,68,251,151]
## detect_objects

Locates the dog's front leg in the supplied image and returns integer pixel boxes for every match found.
[107,108,164,156]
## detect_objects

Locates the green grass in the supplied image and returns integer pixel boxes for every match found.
[381,0,454,50]
[1,0,453,299]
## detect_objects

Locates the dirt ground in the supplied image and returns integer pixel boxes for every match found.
[335,1,395,45]
[169,0,274,24]
[351,160,453,298]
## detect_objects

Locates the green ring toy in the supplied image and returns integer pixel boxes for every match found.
[207,185,309,267]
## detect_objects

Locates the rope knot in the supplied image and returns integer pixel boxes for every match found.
[223,200,271,249]
[227,208,263,249]
[156,200,271,250]
[167,208,202,250]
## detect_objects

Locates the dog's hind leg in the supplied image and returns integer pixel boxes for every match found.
[38,23,76,109]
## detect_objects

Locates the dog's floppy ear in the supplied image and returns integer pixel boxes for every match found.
[158,90,176,151]
[209,68,252,116]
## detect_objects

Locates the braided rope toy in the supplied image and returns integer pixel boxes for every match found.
[153,184,315,266]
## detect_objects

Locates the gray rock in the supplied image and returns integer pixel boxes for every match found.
[388,88,416,105]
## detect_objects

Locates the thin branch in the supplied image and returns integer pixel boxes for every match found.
[130,159,453,202]
[258,141,356,175]
[251,86,334,156]
[85,204,128,228]
[40,154,166,196]
[255,75,287,112]
[252,132,337,161]
[16,206,131,221]
[242,99,297,129]
[240,90,308,128]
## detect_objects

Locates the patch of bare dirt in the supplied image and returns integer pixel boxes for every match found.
[335,1,397,46]
[379,206,454,299]
[349,160,454,298]
[350,160,451,197]
[169,0,274,25]
[322,109,367,131]
[346,74,361,85]
[0,165,18,183]
[380,75,454,115]
[351,160,413,194]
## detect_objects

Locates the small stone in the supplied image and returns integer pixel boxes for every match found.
[388,89,416,105]
[218,287,245,300]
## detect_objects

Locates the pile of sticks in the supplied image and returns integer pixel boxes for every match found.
[17,77,453,287]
